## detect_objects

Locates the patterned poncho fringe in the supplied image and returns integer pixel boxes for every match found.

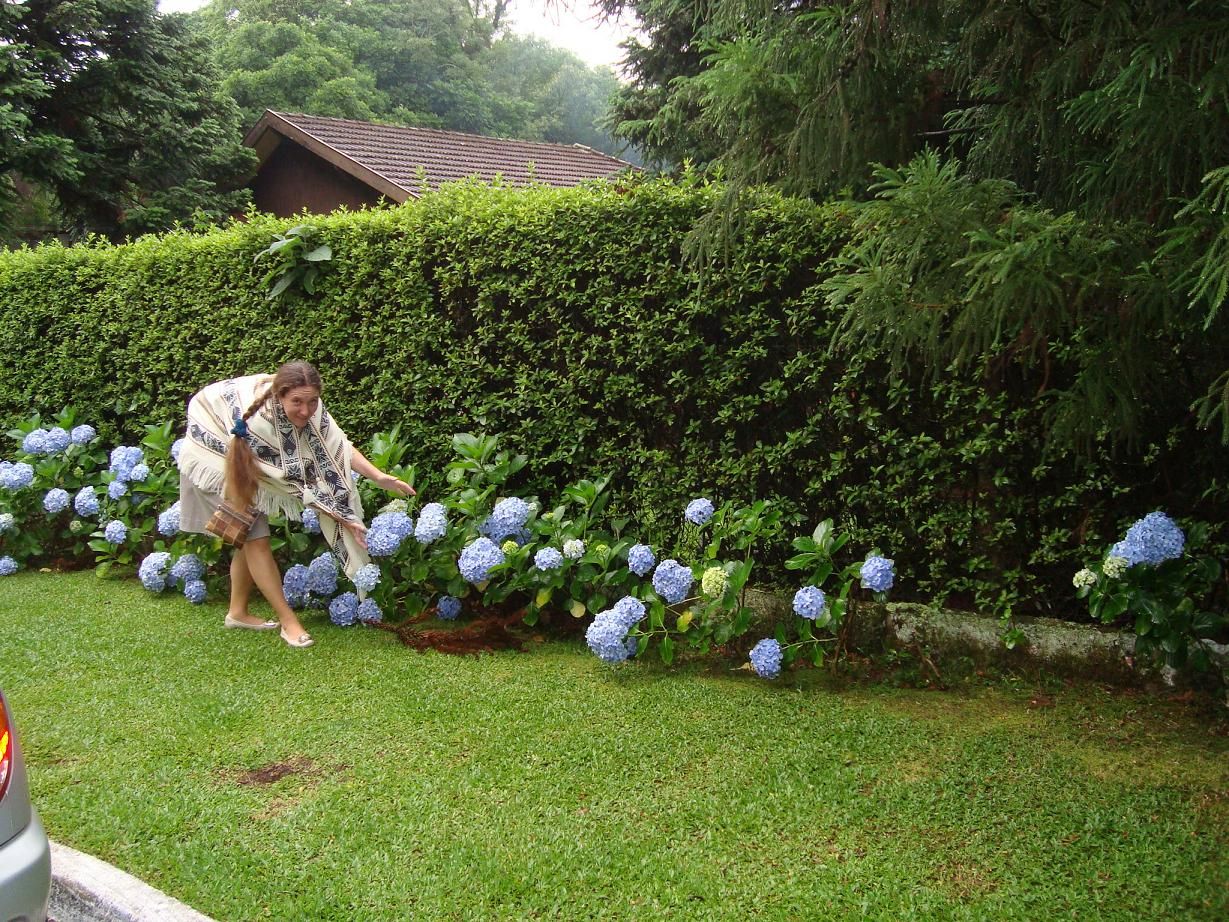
[179,374,369,577]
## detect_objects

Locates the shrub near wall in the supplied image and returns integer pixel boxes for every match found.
[0,177,1223,614]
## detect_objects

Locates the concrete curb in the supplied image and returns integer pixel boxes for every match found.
[49,841,216,922]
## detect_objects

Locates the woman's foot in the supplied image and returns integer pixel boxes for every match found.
[280,627,314,648]
[224,611,279,630]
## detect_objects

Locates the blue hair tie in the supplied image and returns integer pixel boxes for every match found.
[231,418,249,437]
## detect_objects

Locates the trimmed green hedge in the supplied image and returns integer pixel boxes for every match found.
[0,178,1222,613]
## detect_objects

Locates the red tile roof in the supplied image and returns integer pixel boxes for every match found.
[245,110,636,202]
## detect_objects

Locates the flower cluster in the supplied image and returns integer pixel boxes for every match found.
[0,556,18,577]
[1072,568,1097,590]
[301,508,321,534]
[307,552,339,596]
[329,591,360,626]
[109,446,145,482]
[352,563,381,593]
[170,437,184,461]
[22,428,71,455]
[701,566,728,598]
[103,520,127,545]
[43,488,70,515]
[749,638,783,678]
[1103,555,1128,580]
[627,543,655,577]
[0,462,34,490]
[585,596,645,664]
[563,538,585,560]
[169,554,204,587]
[534,547,563,571]
[356,598,383,623]
[436,595,462,620]
[480,497,531,542]
[139,551,172,591]
[157,501,181,536]
[860,556,895,593]
[71,425,97,445]
[183,580,207,604]
[1109,511,1185,568]
[684,498,714,526]
[75,486,100,516]
[459,537,505,583]
[652,559,694,604]
[0,513,13,533]
[283,564,310,607]
[792,586,826,620]
[414,503,448,544]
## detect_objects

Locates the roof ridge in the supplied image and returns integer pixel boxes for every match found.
[271,110,633,166]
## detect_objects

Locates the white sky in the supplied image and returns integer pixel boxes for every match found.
[156,1,640,71]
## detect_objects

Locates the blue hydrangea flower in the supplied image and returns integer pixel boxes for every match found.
[437,595,462,620]
[352,563,381,593]
[792,586,826,620]
[1112,512,1186,567]
[107,480,129,501]
[0,462,34,490]
[651,559,694,604]
[414,503,448,544]
[183,580,208,605]
[43,428,70,453]
[458,537,505,584]
[138,552,171,592]
[283,564,310,608]
[307,553,338,596]
[70,424,97,445]
[371,510,414,540]
[0,513,13,534]
[170,554,204,586]
[563,538,585,560]
[860,555,895,592]
[585,604,641,664]
[74,486,100,518]
[170,437,185,462]
[109,446,144,481]
[21,429,47,455]
[627,543,655,577]
[128,463,150,483]
[749,638,783,678]
[301,507,321,534]
[480,497,531,541]
[43,488,70,515]
[534,547,563,570]
[0,556,17,576]
[685,498,715,526]
[157,501,181,536]
[329,591,360,626]
[356,599,383,623]
[610,596,646,631]
[103,520,127,545]
[366,526,403,557]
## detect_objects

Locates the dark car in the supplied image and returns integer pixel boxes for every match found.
[0,690,51,922]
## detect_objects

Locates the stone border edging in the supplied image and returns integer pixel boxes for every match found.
[50,840,217,922]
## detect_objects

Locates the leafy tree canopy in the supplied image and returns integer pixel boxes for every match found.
[603,0,1229,447]
[1,0,255,241]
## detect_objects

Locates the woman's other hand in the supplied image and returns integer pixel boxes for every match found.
[343,518,368,549]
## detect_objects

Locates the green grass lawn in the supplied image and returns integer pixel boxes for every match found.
[1,571,1226,920]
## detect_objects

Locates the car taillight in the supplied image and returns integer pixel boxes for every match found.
[0,694,13,803]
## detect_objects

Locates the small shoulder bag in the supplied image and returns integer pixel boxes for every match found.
[205,499,257,547]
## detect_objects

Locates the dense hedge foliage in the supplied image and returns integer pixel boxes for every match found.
[0,178,1224,615]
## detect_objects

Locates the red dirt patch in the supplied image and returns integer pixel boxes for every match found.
[375,601,530,655]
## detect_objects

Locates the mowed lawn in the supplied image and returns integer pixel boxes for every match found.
[1,571,1225,920]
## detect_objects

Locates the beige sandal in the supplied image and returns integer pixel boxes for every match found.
[280,628,315,648]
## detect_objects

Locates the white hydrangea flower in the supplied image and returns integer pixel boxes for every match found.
[1103,555,1128,580]
[1072,568,1097,590]
[563,539,585,560]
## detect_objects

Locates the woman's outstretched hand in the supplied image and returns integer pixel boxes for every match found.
[379,473,416,497]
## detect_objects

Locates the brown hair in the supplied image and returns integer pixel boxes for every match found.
[224,362,323,507]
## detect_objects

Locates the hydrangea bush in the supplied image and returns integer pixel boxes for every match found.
[1075,511,1225,671]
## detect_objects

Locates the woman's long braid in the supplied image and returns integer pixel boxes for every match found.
[224,387,272,507]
